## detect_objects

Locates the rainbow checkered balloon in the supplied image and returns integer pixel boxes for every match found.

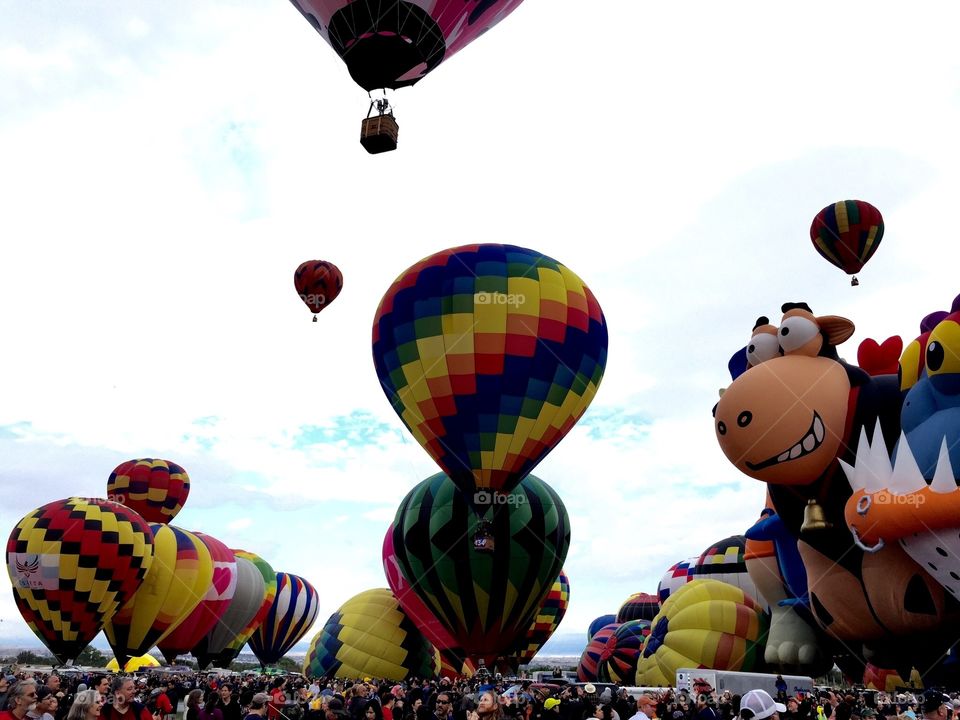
[372,244,608,499]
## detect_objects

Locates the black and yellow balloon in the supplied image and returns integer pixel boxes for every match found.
[303,588,438,681]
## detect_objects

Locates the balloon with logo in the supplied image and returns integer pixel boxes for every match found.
[104,524,212,668]
[192,555,268,669]
[587,614,617,642]
[6,497,154,664]
[303,588,438,681]
[295,260,343,321]
[635,580,767,687]
[156,533,237,664]
[108,458,190,524]
[211,550,278,668]
[616,592,660,623]
[810,199,884,285]
[373,244,607,513]
[249,572,320,666]
[509,569,570,667]
[391,471,570,665]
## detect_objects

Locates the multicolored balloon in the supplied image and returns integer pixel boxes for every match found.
[577,622,619,681]
[691,535,762,606]
[192,555,267,669]
[509,569,570,666]
[598,620,652,683]
[294,260,343,320]
[107,459,190,524]
[616,592,660,623]
[587,614,616,642]
[288,0,526,91]
[6,498,154,664]
[104,524,212,667]
[635,580,767,687]
[657,557,698,603]
[373,244,607,507]
[391,471,570,665]
[212,549,278,668]
[303,588,438,681]
[156,532,237,664]
[810,199,884,278]
[248,572,320,666]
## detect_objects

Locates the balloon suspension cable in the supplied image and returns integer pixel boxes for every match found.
[367,90,393,119]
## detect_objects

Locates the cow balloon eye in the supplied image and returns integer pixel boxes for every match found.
[778,316,820,353]
[746,333,779,366]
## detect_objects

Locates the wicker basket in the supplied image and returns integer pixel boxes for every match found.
[360,115,399,154]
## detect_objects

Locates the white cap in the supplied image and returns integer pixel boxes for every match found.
[740,690,786,720]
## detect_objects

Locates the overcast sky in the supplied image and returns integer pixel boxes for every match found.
[3,0,960,658]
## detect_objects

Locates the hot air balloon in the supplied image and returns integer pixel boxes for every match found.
[691,535,762,607]
[596,620,652,683]
[303,588,439,681]
[106,654,162,672]
[104,524,212,668]
[192,555,267,670]
[383,524,470,675]
[587,614,616,642]
[373,244,607,514]
[635,580,768,687]
[248,572,320,666]
[6,498,154,664]
[294,261,343,321]
[657,557,698,603]
[156,533,237,664]
[287,0,527,152]
[391,471,570,667]
[508,569,570,668]
[211,549,278,669]
[810,200,884,286]
[616,592,659,623]
[107,458,190,524]
[578,622,619,682]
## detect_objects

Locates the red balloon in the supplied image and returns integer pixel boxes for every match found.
[294,260,343,318]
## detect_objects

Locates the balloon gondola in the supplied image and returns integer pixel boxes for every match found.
[361,96,399,155]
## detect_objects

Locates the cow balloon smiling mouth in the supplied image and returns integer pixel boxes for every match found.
[745,411,827,471]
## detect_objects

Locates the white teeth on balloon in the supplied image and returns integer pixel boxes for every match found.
[778,452,790,463]
[889,433,927,495]
[789,444,802,459]
[803,434,816,452]
[814,416,825,443]
[930,438,957,494]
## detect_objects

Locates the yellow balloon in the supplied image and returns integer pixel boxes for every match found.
[106,654,162,672]
[103,524,212,666]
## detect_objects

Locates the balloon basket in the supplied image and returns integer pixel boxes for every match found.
[473,522,495,553]
[851,276,859,286]
[312,315,318,322]
[360,114,399,154]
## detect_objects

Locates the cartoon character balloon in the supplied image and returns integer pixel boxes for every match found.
[810,200,884,285]
[104,524,212,667]
[294,260,343,321]
[303,588,438,681]
[288,0,526,92]
[373,244,607,510]
[107,458,190,524]
[249,572,320,666]
[6,498,154,664]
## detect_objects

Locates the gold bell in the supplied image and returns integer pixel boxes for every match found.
[801,498,832,532]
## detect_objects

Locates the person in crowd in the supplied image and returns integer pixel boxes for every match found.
[434,695,454,720]
[244,696,271,720]
[27,687,56,720]
[215,687,240,720]
[697,694,719,720]
[101,678,154,720]
[468,692,503,720]
[185,691,203,720]
[90,680,110,706]
[739,691,785,720]
[921,693,952,720]
[1,680,38,720]
[268,683,287,720]
[197,693,222,720]
[381,693,397,720]
[66,690,104,720]
[363,702,384,720]
[592,706,615,720]
[0,675,19,713]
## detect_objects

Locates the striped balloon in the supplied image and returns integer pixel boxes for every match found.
[810,199,884,276]
[587,614,617,642]
[372,244,608,506]
[210,549,277,668]
[511,569,570,665]
[616,592,659,623]
[249,572,320,665]
[192,556,267,669]
[577,622,619,681]
[598,620,651,683]
[692,535,761,605]
[6,498,154,664]
[107,458,190,524]
[104,524,212,667]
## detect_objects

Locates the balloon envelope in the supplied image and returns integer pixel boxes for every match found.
[192,556,266,669]
[106,654,161,672]
[510,569,570,666]
[810,199,884,275]
[211,549,277,668]
[107,458,190,524]
[104,524,212,667]
[289,0,526,91]
[6,497,154,664]
[303,588,438,681]
[248,572,320,665]
[391,471,570,665]
[294,260,343,317]
[373,244,607,505]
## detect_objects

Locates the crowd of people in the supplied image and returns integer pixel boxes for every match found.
[1,668,958,720]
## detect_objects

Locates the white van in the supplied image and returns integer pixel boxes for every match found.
[675,670,814,698]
